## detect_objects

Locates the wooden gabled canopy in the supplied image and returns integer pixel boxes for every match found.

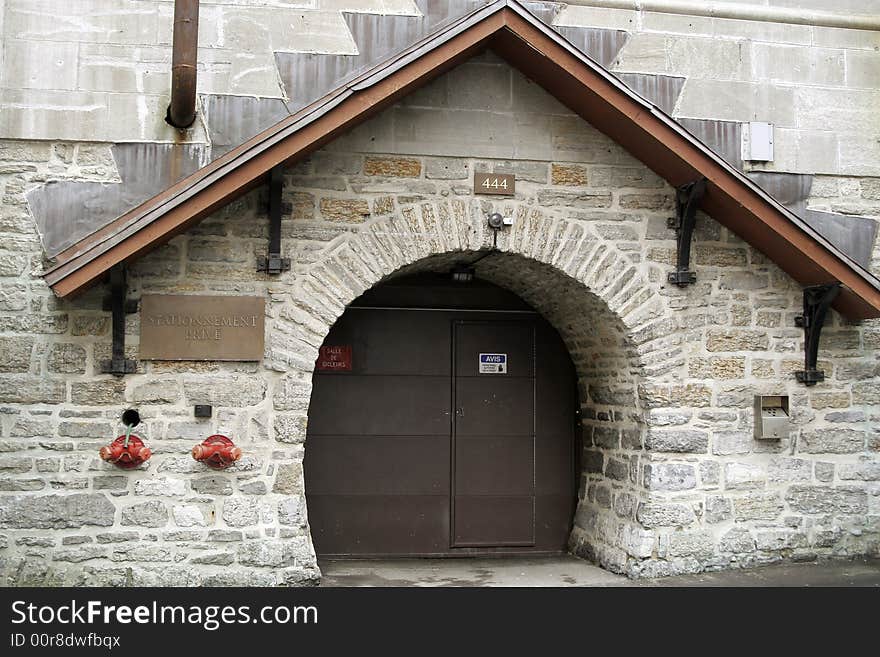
[43,0,880,319]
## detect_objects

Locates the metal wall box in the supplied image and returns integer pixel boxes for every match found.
[753,395,790,440]
[743,122,774,162]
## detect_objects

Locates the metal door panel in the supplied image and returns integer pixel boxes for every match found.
[308,375,450,436]
[535,434,576,495]
[454,435,535,496]
[536,362,577,436]
[535,323,576,439]
[534,494,576,550]
[327,309,451,376]
[453,321,536,548]
[453,496,535,546]
[308,494,450,555]
[306,435,449,496]
[453,377,535,436]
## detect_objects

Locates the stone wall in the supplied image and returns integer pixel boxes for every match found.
[559,1,880,180]
[9,1,880,269]
[4,0,879,179]
[1,55,879,585]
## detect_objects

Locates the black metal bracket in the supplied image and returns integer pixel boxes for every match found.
[666,178,707,287]
[100,265,138,376]
[257,165,291,275]
[794,283,840,386]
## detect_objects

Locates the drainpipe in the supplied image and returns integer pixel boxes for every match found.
[561,0,880,32]
[166,0,200,129]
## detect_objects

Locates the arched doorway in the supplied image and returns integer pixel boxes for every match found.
[288,204,658,574]
[304,272,578,556]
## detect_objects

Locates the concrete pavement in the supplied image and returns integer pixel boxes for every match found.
[319,555,880,587]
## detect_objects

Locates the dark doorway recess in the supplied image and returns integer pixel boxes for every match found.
[305,274,578,557]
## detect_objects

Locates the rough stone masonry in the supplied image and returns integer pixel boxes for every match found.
[1,41,879,584]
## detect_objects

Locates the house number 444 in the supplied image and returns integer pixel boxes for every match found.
[474,172,515,196]
[483,177,508,190]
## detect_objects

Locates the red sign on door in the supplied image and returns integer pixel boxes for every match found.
[316,345,352,371]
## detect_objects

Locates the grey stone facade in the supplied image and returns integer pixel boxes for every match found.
[1,19,880,584]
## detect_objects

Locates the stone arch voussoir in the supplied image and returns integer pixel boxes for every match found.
[282,201,676,377]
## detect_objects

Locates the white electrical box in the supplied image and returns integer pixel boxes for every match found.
[742,122,774,162]
[753,395,789,440]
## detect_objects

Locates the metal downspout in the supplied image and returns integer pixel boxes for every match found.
[167,0,200,129]
[560,0,880,32]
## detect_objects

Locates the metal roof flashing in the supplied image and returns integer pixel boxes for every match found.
[41,0,880,319]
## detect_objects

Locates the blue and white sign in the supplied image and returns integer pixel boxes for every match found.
[479,353,507,374]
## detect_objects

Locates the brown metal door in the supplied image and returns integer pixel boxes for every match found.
[452,321,536,547]
[305,278,576,557]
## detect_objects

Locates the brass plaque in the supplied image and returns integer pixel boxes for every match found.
[474,172,515,196]
[139,295,265,361]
